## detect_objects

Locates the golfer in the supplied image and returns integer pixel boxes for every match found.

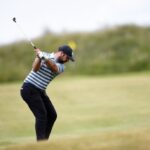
[20,45,75,141]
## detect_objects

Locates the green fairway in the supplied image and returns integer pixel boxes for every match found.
[0,74,150,150]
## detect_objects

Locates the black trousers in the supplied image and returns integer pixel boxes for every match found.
[20,82,57,141]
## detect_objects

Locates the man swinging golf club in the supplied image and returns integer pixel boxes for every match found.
[20,45,75,141]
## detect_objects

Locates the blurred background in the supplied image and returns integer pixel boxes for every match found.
[0,0,150,81]
[0,0,150,150]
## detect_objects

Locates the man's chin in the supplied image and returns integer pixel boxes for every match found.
[57,59,65,64]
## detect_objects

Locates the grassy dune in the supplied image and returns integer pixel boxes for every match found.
[0,74,150,149]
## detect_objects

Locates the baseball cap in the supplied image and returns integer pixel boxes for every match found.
[58,45,75,61]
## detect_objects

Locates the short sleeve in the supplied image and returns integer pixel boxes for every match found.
[56,63,65,73]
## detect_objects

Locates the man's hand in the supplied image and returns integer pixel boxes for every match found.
[34,48,42,58]
[34,48,49,60]
[34,48,41,55]
[34,48,58,73]
[34,48,45,59]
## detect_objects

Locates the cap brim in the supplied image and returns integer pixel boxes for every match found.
[69,56,75,62]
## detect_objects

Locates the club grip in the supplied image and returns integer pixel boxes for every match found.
[33,46,37,49]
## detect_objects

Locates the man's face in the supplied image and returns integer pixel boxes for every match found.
[57,52,69,64]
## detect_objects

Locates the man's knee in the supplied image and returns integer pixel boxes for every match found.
[53,111,57,121]
[52,111,57,121]
[48,111,57,122]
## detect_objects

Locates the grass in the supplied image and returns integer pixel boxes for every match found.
[0,74,150,149]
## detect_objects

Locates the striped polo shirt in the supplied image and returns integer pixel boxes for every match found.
[24,52,64,90]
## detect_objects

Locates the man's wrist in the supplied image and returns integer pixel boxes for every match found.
[37,51,49,60]
[38,51,44,59]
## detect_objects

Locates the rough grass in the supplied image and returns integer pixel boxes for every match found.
[0,74,150,149]
[3,128,150,150]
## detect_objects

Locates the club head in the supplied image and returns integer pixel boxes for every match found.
[13,17,16,23]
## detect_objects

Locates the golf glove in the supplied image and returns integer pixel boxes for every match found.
[38,51,49,60]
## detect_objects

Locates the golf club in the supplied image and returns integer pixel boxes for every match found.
[12,17,37,49]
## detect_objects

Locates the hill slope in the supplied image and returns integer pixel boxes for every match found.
[0,25,150,82]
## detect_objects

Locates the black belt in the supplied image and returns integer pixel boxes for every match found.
[22,82,45,93]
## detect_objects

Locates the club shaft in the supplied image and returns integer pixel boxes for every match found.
[13,18,36,49]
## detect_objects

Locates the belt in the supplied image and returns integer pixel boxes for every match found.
[22,82,45,93]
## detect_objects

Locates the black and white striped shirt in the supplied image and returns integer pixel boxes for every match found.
[24,52,64,90]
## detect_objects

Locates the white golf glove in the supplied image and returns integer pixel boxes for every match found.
[38,51,49,60]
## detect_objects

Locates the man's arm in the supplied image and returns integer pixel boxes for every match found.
[32,57,41,72]
[34,48,59,73]
[44,59,58,73]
